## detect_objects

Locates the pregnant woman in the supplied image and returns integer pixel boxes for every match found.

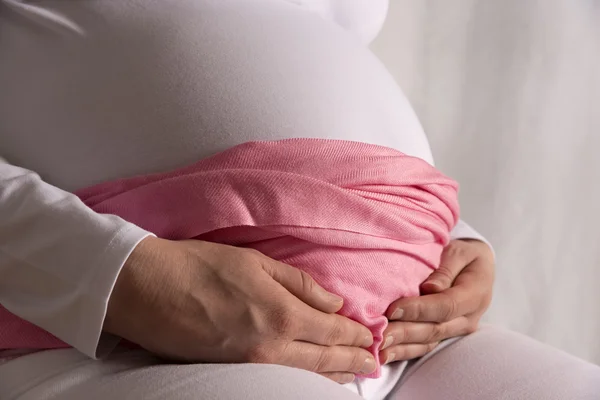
[1,1,599,399]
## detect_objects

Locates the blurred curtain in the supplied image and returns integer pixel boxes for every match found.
[372,0,600,364]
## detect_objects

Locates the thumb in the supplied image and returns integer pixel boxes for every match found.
[421,241,475,294]
[264,259,344,314]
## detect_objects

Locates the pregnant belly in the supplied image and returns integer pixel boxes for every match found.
[1,0,432,192]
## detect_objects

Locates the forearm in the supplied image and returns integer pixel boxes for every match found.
[0,159,150,357]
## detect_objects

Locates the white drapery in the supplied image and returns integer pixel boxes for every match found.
[372,0,600,365]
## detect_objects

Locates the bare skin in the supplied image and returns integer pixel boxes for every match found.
[104,237,376,384]
[380,239,495,364]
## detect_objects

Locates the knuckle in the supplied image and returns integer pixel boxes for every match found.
[429,323,445,342]
[246,344,277,364]
[433,267,454,283]
[268,307,297,336]
[427,342,439,352]
[249,250,269,266]
[299,270,316,295]
[311,349,331,372]
[411,301,424,321]
[443,240,460,254]
[471,240,494,261]
[393,326,407,343]
[323,321,344,346]
[394,345,410,361]
[241,248,266,269]
[349,350,367,372]
[440,294,458,321]
[445,241,470,261]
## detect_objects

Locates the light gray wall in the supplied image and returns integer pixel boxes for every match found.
[371,0,600,364]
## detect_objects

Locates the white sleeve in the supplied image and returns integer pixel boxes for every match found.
[0,159,151,358]
[450,219,495,259]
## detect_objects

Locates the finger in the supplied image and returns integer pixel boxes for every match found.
[388,256,492,322]
[379,342,439,364]
[388,268,487,324]
[264,258,344,314]
[421,240,476,294]
[387,289,477,323]
[380,318,474,350]
[297,309,373,348]
[320,372,356,384]
[282,341,377,375]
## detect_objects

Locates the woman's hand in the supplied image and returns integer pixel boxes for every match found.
[379,239,495,364]
[104,237,376,384]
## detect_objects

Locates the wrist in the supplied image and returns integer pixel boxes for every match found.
[103,236,160,339]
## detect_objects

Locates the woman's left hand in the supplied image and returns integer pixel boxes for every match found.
[379,239,495,365]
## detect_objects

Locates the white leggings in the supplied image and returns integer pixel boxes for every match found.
[1,326,599,400]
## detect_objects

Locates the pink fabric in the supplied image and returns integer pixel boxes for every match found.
[0,139,459,377]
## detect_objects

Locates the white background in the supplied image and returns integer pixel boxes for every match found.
[371,0,600,365]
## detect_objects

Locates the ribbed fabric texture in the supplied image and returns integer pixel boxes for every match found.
[0,139,459,377]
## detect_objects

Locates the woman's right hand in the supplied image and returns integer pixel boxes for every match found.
[103,237,375,383]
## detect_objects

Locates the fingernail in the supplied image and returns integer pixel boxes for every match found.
[385,353,395,365]
[390,308,404,320]
[340,374,355,384]
[380,335,393,350]
[425,279,441,287]
[360,356,377,374]
[325,290,344,305]
[363,334,374,348]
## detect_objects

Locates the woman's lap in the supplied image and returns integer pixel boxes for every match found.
[391,325,600,400]
[1,326,598,400]
[0,347,362,400]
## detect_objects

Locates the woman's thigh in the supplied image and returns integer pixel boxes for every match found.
[390,325,600,400]
[0,348,362,400]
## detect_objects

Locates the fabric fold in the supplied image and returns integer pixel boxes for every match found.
[0,139,459,377]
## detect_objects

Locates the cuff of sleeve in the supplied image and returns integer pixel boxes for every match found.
[76,223,153,359]
[450,220,496,260]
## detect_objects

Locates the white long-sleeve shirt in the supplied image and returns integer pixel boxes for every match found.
[0,0,486,360]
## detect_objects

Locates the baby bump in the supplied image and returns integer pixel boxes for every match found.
[0,0,431,191]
